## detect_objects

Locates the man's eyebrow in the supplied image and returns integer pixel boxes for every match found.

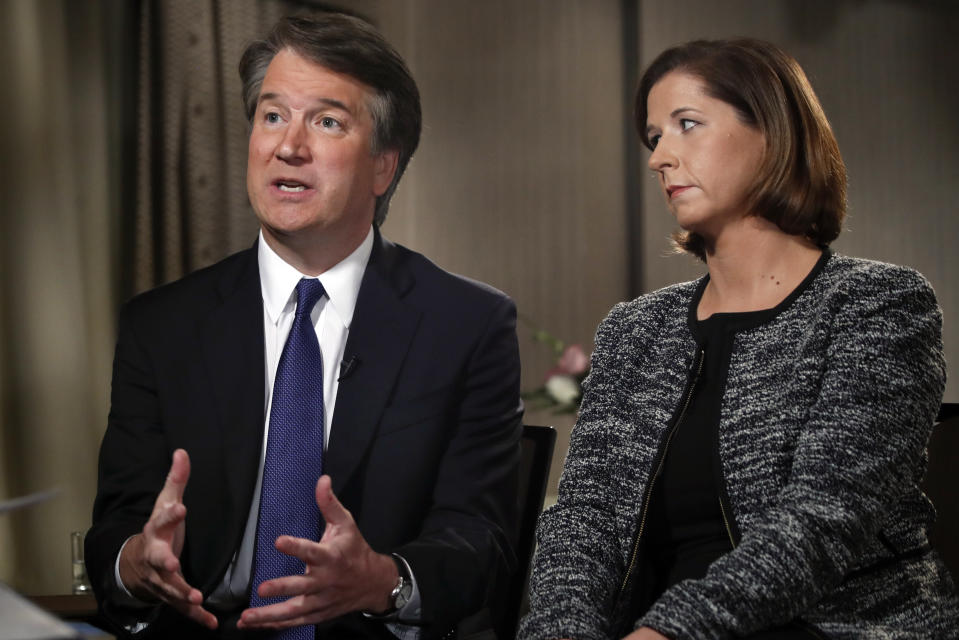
[257,92,355,114]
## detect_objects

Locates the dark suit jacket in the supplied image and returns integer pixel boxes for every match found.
[86,231,523,639]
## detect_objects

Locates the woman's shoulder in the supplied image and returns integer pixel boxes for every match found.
[816,253,938,310]
[594,277,703,347]
[605,278,702,323]
[823,253,933,291]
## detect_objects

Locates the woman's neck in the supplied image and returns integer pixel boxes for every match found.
[698,217,822,319]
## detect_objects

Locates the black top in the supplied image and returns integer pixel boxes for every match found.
[644,305,780,602]
[640,250,832,614]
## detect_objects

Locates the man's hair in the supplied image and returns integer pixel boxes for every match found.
[239,13,422,226]
[635,38,847,260]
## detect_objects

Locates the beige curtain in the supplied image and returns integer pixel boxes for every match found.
[132,0,269,291]
[0,0,117,593]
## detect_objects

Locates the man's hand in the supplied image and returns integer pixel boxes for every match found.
[118,449,217,630]
[237,475,399,630]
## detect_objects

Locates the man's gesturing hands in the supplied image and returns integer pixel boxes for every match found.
[118,449,218,630]
[237,474,400,631]
[118,451,397,632]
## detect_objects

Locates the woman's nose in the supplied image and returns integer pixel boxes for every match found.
[647,137,676,172]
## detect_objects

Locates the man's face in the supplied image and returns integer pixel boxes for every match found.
[247,48,397,254]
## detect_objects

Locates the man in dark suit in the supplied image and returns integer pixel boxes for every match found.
[86,13,522,640]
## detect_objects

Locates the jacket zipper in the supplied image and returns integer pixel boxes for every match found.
[718,495,737,548]
[618,348,705,596]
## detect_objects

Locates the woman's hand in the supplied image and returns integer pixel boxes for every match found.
[623,627,670,640]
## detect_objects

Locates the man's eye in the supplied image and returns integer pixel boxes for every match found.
[265,112,281,124]
[320,116,341,129]
[680,118,698,131]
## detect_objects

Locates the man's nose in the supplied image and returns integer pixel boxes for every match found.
[276,120,310,163]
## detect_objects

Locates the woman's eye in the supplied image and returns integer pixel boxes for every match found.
[649,134,661,149]
[320,116,341,129]
[265,112,281,124]
[680,118,698,131]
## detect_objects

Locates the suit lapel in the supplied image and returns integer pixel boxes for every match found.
[327,232,421,495]
[200,246,266,523]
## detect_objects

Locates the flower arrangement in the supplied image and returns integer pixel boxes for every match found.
[521,324,590,413]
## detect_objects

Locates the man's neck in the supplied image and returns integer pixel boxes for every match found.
[259,224,372,276]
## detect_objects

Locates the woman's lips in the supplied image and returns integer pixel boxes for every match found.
[667,185,692,199]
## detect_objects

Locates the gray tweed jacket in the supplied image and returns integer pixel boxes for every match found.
[519,252,959,639]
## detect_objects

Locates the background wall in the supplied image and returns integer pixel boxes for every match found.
[1,0,955,595]
[373,0,631,509]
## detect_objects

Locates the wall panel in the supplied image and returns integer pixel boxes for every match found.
[373,0,631,495]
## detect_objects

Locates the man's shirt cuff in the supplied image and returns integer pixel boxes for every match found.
[113,535,155,634]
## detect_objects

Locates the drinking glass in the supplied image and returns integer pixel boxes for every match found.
[71,531,92,594]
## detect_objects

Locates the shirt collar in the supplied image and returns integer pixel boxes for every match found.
[258,226,373,329]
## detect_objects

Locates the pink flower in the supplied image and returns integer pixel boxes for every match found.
[557,344,589,376]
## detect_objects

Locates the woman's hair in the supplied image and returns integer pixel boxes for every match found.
[635,38,847,260]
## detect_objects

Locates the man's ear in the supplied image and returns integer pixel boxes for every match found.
[372,149,399,197]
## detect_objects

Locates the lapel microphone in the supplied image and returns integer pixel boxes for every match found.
[338,355,360,381]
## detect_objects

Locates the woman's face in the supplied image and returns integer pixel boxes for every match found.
[645,71,765,239]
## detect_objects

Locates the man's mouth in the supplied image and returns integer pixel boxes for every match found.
[275,180,309,193]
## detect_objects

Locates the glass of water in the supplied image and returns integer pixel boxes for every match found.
[71,531,92,594]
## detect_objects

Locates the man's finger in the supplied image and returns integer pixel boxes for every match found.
[256,573,323,599]
[156,448,191,505]
[147,500,187,534]
[274,535,334,567]
[314,475,351,527]
[239,597,303,627]
[157,569,202,603]
[150,571,201,605]
[143,541,181,575]
[170,600,219,630]
[239,594,332,628]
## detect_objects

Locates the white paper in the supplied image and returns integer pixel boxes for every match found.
[0,583,80,639]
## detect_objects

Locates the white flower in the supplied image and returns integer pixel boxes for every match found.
[544,374,581,406]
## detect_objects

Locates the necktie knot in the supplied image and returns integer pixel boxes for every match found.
[295,278,326,318]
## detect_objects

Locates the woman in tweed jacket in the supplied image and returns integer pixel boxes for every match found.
[520,39,959,639]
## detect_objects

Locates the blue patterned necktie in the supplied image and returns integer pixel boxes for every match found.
[250,278,326,639]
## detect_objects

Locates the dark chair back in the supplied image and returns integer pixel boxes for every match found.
[495,425,556,640]
[924,403,959,584]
